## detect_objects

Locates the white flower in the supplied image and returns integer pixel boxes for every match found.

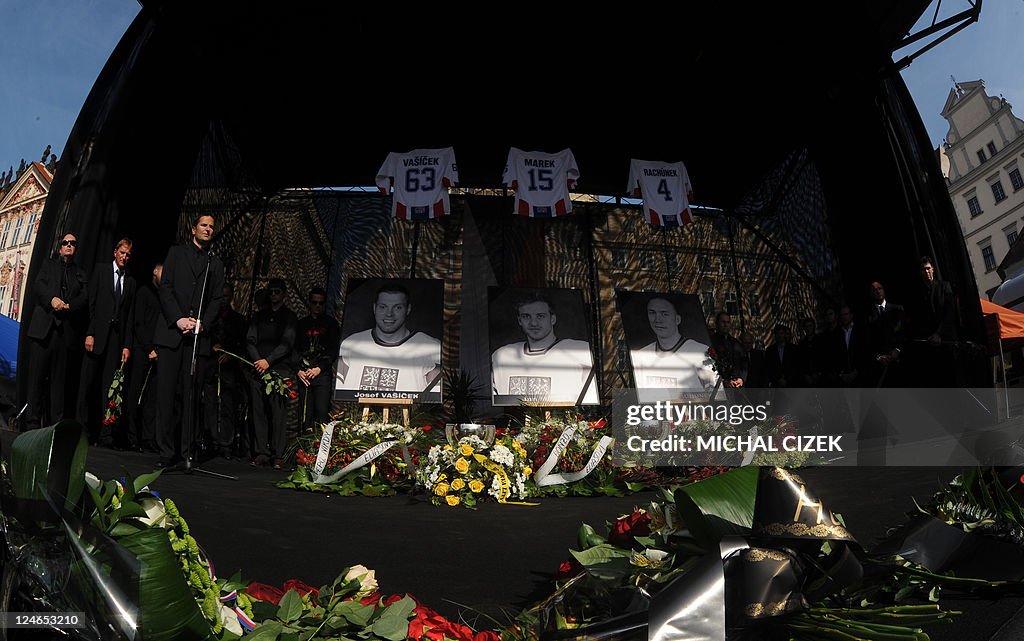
[488,475,502,499]
[343,565,378,598]
[136,494,169,529]
[489,444,513,467]
[219,603,243,636]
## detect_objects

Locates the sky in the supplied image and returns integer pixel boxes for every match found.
[0,2,1020,172]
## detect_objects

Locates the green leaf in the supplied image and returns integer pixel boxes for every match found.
[277,589,303,623]
[369,595,415,641]
[570,543,633,567]
[577,523,606,549]
[246,622,284,641]
[133,470,164,494]
[673,465,758,549]
[10,420,89,513]
[332,600,375,627]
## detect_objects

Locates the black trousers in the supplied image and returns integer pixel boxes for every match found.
[77,326,126,445]
[25,325,76,429]
[126,351,158,450]
[297,378,332,432]
[154,338,210,461]
[203,362,245,450]
[248,372,289,459]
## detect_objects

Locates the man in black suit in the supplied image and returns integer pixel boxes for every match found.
[295,286,340,433]
[153,214,224,468]
[204,282,248,459]
[866,280,906,387]
[708,311,747,388]
[829,305,871,387]
[78,238,136,446]
[126,263,163,452]
[24,232,88,429]
[763,324,800,388]
[908,256,959,386]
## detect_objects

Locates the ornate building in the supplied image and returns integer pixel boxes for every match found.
[0,159,54,320]
[940,80,1024,299]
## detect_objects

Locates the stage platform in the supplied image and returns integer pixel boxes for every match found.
[2,429,1023,640]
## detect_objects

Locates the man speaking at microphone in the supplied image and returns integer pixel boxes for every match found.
[153,214,224,469]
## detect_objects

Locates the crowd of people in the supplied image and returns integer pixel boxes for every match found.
[23,214,340,471]
[709,256,962,390]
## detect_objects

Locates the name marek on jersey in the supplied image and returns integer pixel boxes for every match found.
[524,158,557,168]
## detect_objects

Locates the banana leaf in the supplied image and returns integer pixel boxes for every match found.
[673,466,758,550]
[10,419,89,513]
[115,527,215,641]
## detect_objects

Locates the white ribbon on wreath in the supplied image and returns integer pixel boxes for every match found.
[533,425,614,487]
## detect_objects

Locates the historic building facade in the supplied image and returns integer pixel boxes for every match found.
[941,80,1024,299]
[0,161,52,320]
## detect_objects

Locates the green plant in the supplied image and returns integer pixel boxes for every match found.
[443,368,486,424]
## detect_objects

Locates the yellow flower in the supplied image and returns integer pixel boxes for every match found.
[523,466,533,476]
[434,482,449,496]
[451,478,466,491]
[443,444,453,451]
[455,458,470,474]
[460,444,475,457]
[445,495,461,506]
[469,480,485,493]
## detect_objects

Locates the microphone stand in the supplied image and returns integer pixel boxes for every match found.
[182,249,236,481]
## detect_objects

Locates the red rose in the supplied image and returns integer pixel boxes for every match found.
[289,390,299,399]
[382,593,404,607]
[474,632,501,641]
[589,418,607,430]
[359,592,381,606]
[555,558,583,581]
[306,329,313,337]
[245,582,285,605]
[421,425,432,432]
[285,379,294,388]
[282,579,319,601]
[607,510,651,547]
[312,329,320,336]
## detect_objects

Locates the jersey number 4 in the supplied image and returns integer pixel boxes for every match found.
[656,179,673,201]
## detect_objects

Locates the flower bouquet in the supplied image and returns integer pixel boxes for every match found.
[215,347,298,399]
[102,363,126,428]
[515,414,630,497]
[416,433,534,508]
[278,419,431,496]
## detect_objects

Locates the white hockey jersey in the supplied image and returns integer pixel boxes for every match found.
[502,147,579,217]
[627,159,693,228]
[376,147,459,220]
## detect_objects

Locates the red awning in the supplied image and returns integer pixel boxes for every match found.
[980,298,1024,353]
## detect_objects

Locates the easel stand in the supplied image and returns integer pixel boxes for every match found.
[359,397,413,427]
[522,401,577,425]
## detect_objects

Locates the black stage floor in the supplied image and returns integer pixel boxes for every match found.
[2,429,1023,640]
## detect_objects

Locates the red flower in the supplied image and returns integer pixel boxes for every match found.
[312,329,320,336]
[289,390,299,399]
[708,347,718,360]
[382,593,404,606]
[421,425,432,432]
[474,632,501,641]
[245,582,285,605]
[555,558,583,581]
[359,592,381,606]
[589,418,607,430]
[285,379,294,388]
[306,329,314,337]
[607,510,652,547]
[282,579,319,601]
[107,400,117,409]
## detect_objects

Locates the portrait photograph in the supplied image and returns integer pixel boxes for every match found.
[488,286,598,407]
[334,278,444,403]
[616,290,715,401]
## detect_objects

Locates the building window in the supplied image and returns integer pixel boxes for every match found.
[665,253,677,274]
[640,252,657,271]
[611,249,627,270]
[987,141,998,156]
[982,245,997,272]
[26,213,38,240]
[967,195,982,217]
[978,149,988,164]
[698,255,711,273]
[725,291,739,316]
[1010,168,1024,191]
[0,221,9,248]
[11,218,22,246]
[991,180,1007,203]
[1008,229,1019,248]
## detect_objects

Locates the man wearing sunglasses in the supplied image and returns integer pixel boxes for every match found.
[24,233,89,429]
[295,286,340,432]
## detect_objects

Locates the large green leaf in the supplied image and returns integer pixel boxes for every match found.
[10,420,89,513]
[332,600,374,627]
[115,528,215,641]
[673,466,758,549]
[277,589,303,623]
[369,595,415,641]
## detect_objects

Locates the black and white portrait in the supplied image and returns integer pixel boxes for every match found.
[335,278,443,402]
[616,290,715,400]
[488,287,598,406]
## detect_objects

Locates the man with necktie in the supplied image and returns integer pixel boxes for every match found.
[78,238,136,446]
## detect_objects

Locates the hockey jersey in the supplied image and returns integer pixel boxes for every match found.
[502,147,580,217]
[376,147,459,220]
[627,159,693,228]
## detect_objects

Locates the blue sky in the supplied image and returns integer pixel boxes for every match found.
[0,2,1020,171]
